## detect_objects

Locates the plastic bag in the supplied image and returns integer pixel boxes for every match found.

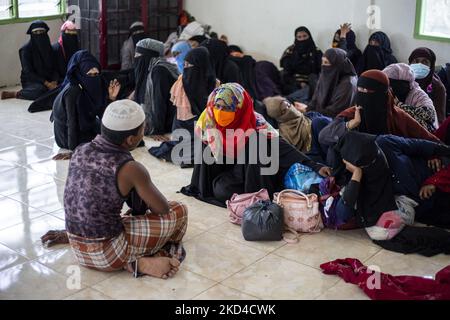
[241,200,284,241]
[284,163,324,193]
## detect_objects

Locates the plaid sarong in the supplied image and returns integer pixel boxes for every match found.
[68,201,188,272]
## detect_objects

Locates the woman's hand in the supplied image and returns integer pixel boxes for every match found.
[428,158,442,173]
[108,79,121,101]
[340,23,352,37]
[343,159,362,182]
[293,102,308,113]
[318,166,332,177]
[45,81,58,90]
[420,185,436,200]
[347,106,362,130]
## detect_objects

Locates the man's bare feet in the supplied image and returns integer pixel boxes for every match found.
[1,91,18,100]
[136,257,180,279]
[150,135,170,142]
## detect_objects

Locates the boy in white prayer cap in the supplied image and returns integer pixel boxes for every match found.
[41,100,188,279]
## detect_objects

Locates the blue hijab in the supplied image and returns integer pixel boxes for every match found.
[171,41,191,73]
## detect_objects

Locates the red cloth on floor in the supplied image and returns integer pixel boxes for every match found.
[320,258,450,300]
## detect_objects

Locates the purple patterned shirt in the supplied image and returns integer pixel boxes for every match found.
[64,135,133,238]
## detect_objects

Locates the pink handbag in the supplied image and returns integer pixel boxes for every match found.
[226,189,270,225]
[274,189,324,235]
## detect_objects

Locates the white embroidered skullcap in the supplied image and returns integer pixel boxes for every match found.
[102,100,145,131]
[130,21,144,29]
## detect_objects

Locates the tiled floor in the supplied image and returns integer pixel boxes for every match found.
[0,91,448,300]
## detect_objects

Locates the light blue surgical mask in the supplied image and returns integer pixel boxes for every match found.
[410,63,431,80]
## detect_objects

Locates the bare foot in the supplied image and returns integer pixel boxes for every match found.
[136,257,180,279]
[150,135,170,142]
[53,152,72,161]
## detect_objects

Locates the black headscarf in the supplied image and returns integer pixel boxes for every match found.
[356,72,390,135]
[200,38,230,81]
[294,26,317,55]
[189,35,208,45]
[133,44,160,105]
[281,26,319,76]
[60,33,79,63]
[229,54,258,99]
[335,131,397,227]
[182,47,216,115]
[129,22,147,46]
[228,45,243,54]
[358,31,397,74]
[408,47,436,92]
[255,61,282,100]
[310,48,356,108]
[63,50,107,131]
[26,20,55,80]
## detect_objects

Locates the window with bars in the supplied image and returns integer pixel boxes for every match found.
[0,0,65,23]
[415,0,450,42]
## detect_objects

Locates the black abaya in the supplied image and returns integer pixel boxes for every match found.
[181,136,324,207]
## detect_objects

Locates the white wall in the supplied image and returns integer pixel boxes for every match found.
[185,0,450,67]
[0,19,63,87]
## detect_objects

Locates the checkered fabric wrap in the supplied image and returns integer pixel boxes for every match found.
[68,201,188,272]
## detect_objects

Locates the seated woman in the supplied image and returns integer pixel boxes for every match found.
[2,21,59,101]
[319,70,441,160]
[180,83,331,207]
[333,131,399,229]
[356,31,397,75]
[200,38,241,84]
[171,41,192,73]
[335,131,450,248]
[149,47,218,166]
[255,61,283,101]
[133,38,180,136]
[409,48,447,125]
[383,63,438,132]
[331,23,362,68]
[228,45,258,100]
[42,100,188,279]
[280,26,322,96]
[51,50,121,159]
[121,21,147,71]
[53,21,80,78]
[26,21,81,114]
[375,134,450,229]
[264,96,332,164]
[437,63,450,117]
[295,48,358,118]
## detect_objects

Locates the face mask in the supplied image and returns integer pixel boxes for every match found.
[321,64,333,73]
[213,108,235,127]
[389,79,411,103]
[410,63,431,80]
